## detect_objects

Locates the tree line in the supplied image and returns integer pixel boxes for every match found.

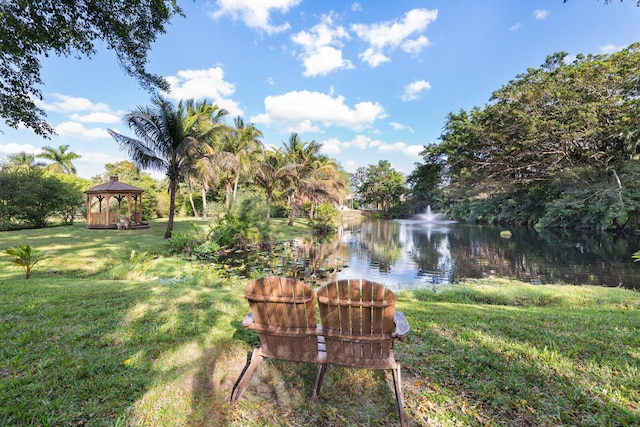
[410,43,640,233]
[4,40,639,235]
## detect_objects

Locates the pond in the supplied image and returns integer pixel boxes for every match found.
[252,217,640,292]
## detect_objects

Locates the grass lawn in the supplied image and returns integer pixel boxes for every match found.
[1,219,639,426]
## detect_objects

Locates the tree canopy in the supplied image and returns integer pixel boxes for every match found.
[0,0,183,136]
[413,43,640,231]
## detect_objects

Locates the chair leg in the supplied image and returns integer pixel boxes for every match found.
[309,364,327,411]
[391,364,407,427]
[230,348,264,404]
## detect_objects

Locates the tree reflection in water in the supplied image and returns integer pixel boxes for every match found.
[217,219,640,291]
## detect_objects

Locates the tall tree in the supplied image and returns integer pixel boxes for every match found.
[213,116,264,209]
[108,96,217,239]
[0,0,183,136]
[281,133,344,225]
[228,117,264,200]
[358,160,406,212]
[252,148,287,220]
[429,43,640,230]
[4,152,45,172]
[38,145,81,174]
[179,101,229,218]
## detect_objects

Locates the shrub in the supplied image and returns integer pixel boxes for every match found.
[310,202,338,235]
[166,231,202,256]
[0,169,85,229]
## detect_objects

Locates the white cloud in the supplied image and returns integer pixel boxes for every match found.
[351,3,363,12]
[375,141,423,158]
[404,144,424,157]
[389,122,414,133]
[74,151,129,178]
[209,0,301,34]
[510,22,522,31]
[41,94,113,115]
[54,122,111,140]
[0,143,41,155]
[359,48,390,67]
[352,8,438,67]
[251,90,386,132]
[69,112,121,124]
[319,137,343,155]
[402,80,431,101]
[401,35,429,54]
[601,43,623,54]
[292,13,353,77]
[533,9,549,20]
[163,67,243,116]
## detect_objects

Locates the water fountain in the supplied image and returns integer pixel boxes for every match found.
[414,205,442,222]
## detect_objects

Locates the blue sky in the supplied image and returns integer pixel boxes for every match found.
[1,0,639,179]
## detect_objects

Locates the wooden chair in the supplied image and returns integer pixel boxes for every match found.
[313,279,410,426]
[230,276,326,405]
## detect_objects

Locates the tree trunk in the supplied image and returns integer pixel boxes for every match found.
[165,178,177,239]
[225,181,233,210]
[201,180,208,220]
[233,173,239,201]
[188,183,198,217]
[288,193,296,226]
[266,195,272,220]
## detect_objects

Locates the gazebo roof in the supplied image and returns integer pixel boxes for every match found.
[85,176,144,194]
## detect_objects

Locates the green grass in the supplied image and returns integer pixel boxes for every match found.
[1,220,639,426]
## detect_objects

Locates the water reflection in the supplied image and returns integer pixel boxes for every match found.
[313,219,640,291]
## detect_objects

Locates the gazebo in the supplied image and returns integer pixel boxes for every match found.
[85,176,149,229]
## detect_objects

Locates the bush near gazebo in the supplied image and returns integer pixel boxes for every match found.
[0,169,86,230]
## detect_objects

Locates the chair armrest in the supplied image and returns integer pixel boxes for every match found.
[392,311,410,339]
[242,312,254,328]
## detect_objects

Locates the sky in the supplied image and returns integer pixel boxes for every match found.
[1,0,640,180]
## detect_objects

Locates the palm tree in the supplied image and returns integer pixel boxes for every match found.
[212,116,264,209]
[252,148,288,220]
[109,96,224,239]
[5,152,45,172]
[228,117,264,200]
[300,156,346,220]
[38,144,81,174]
[180,101,229,218]
[281,133,344,226]
[281,133,315,225]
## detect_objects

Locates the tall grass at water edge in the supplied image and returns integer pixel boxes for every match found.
[0,219,639,426]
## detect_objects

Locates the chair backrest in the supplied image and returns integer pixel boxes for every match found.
[317,279,397,369]
[246,277,319,363]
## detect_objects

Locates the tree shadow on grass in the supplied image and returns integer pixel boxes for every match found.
[0,278,245,425]
[398,302,640,426]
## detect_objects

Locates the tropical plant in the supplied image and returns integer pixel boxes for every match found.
[4,244,51,279]
[4,152,45,172]
[38,145,81,174]
[109,96,227,238]
[281,133,344,226]
[310,202,339,235]
[212,116,264,209]
[252,148,288,220]
[180,102,229,219]
[227,116,264,200]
